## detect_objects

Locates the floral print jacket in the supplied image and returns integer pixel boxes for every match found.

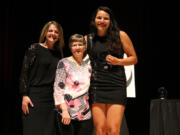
[54,56,92,120]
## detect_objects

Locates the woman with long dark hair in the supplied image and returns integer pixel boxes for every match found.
[85,6,138,135]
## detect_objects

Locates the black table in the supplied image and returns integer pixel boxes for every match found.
[150,99,180,135]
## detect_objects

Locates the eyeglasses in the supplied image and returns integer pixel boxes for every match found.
[71,44,84,48]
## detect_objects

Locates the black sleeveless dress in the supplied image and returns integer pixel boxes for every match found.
[87,35,127,105]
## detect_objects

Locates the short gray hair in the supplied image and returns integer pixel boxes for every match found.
[69,34,86,48]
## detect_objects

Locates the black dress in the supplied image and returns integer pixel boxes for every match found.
[87,35,127,105]
[19,43,61,135]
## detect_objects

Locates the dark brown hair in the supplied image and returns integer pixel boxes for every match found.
[90,6,123,55]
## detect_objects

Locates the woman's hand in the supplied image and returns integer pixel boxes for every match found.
[106,55,121,65]
[22,96,34,115]
[61,110,71,125]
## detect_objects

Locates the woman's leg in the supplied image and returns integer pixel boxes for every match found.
[92,103,107,135]
[106,104,125,135]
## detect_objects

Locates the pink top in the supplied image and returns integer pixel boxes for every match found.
[54,56,92,120]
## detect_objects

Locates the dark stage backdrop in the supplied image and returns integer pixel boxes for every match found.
[1,1,179,135]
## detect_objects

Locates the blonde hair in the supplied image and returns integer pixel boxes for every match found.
[39,21,64,56]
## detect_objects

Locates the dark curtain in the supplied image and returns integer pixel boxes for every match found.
[1,1,180,135]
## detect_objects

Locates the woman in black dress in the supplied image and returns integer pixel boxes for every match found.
[85,6,138,135]
[19,21,64,135]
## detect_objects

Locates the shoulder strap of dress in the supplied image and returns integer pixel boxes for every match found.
[87,34,93,55]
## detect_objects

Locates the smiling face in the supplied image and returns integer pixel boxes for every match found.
[95,10,110,35]
[45,24,59,47]
[71,41,85,61]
